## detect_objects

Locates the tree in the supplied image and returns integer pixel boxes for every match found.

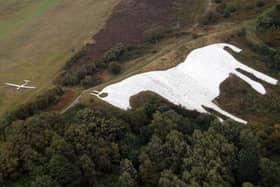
[150,111,178,139]
[48,155,82,186]
[242,182,257,187]
[182,129,235,186]
[119,171,138,187]
[161,130,188,171]
[159,170,186,187]
[31,175,59,187]
[78,154,97,186]
[119,159,138,187]
[259,157,280,186]
[80,75,100,88]
[236,148,259,183]
[139,158,159,187]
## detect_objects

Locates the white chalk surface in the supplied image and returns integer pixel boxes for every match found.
[96,43,278,124]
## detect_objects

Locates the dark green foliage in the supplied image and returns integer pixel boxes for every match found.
[0,100,280,187]
[228,5,237,13]
[214,0,223,4]
[159,170,186,187]
[61,44,149,87]
[62,63,98,86]
[64,46,88,70]
[236,148,259,183]
[48,155,82,186]
[102,43,127,63]
[119,159,138,187]
[199,11,218,25]
[5,87,64,124]
[256,0,265,8]
[80,75,101,88]
[257,4,280,31]
[31,175,59,187]
[238,28,247,37]
[216,2,231,18]
[78,154,97,186]
[144,27,170,44]
[109,62,121,75]
[250,43,280,71]
[259,157,280,186]
[216,2,227,14]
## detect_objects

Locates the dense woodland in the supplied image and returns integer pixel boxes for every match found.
[0,100,279,187]
[0,2,280,187]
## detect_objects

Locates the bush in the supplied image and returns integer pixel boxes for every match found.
[216,3,231,18]
[256,0,265,8]
[236,148,259,183]
[228,5,236,13]
[62,63,97,86]
[214,0,223,3]
[199,11,218,25]
[6,87,64,123]
[223,9,231,18]
[99,92,108,98]
[237,28,247,37]
[109,62,121,75]
[257,5,280,31]
[81,75,101,88]
[143,26,169,43]
[64,46,88,69]
[31,175,58,187]
[102,43,127,63]
[216,3,227,14]
[48,155,82,186]
[249,43,280,71]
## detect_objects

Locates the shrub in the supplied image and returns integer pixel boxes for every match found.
[257,5,280,31]
[250,43,280,71]
[99,92,108,98]
[223,9,231,18]
[6,87,64,122]
[81,75,101,88]
[109,62,121,75]
[237,28,247,37]
[199,11,218,25]
[214,0,223,3]
[102,43,127,63]
[216,3,227,14]
[228,5,236,13]
[143,26,169,43]
[64,46,88,69]
[31,175,58,187]
[256,0,265,8]
[62,63,97,86]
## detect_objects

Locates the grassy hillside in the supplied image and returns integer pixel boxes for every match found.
[78,0,280,126]
[0,0,120,116]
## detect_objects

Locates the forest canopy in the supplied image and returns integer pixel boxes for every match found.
[0,100,279,187]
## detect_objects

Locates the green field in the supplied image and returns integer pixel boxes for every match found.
[0,0,120,116]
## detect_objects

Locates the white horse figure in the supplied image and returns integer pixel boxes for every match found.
[94,43,278,124]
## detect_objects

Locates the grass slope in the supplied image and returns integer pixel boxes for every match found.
[79,0,280,125]
[0,0,120,116]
